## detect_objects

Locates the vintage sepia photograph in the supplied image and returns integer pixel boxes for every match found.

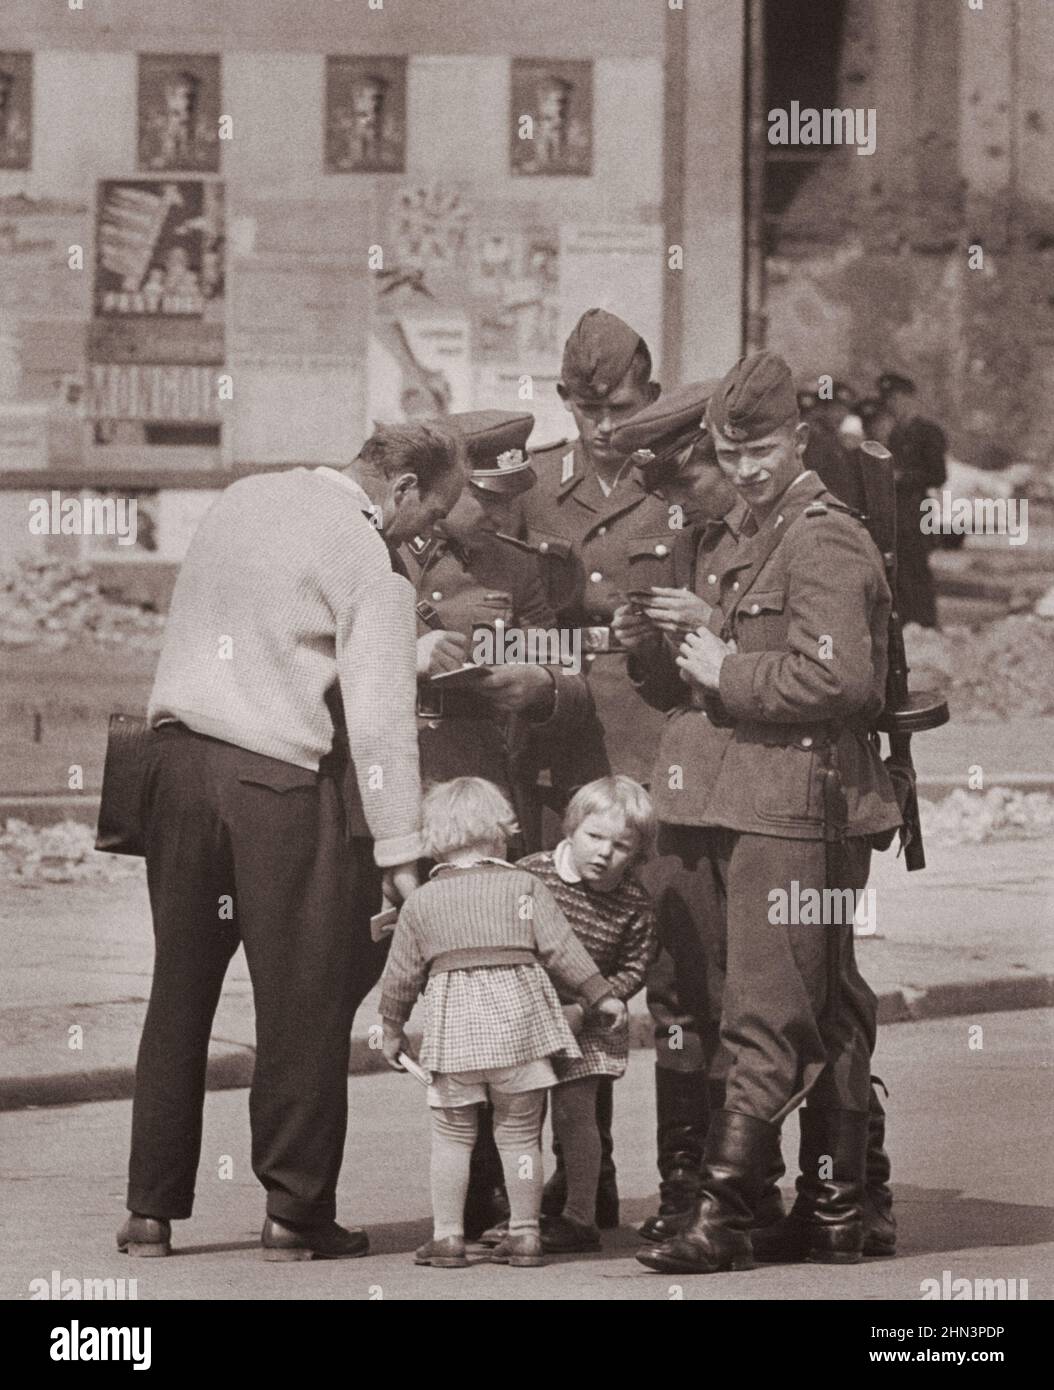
[0,0,1050,1351]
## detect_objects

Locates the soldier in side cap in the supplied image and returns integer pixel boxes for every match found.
[878,371,947,628]
[513,309,679,1230]
[614,351,902,1275]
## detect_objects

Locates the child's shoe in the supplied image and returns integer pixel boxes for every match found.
[413,1236,469,1268]
[489,1230,545,1267]
[540,1213,602,1253]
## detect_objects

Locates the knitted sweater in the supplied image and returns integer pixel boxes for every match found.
[148,467,422,866]
[378,862,612,1023]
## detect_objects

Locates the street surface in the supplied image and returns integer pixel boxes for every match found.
[2,1009,1051,1301]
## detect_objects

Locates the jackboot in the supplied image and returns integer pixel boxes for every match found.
[863,1077,896,1257]
[636,1110,778,1275]
[638,1067,710,1243]
[541,1079,619,1228]
[751,1106,868,1265]
[463,1103,509,1241]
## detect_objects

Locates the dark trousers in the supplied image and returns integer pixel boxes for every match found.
[128,726,376,1226]
[658,826,876,1124]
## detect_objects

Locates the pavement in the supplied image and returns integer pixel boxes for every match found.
[2,1009,1051,1301]
[0,824,1051,1111]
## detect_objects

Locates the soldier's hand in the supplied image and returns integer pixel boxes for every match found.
[643,587,714,636]
[612,603,658,651]
[417,629,470,678]
[675,627,734,692]
[479,663,553,713]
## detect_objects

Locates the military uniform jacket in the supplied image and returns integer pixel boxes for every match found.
[518,439,682,785]
[401,531,595,795]
[632,471,902,841]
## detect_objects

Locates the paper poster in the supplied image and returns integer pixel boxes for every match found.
[0,52,32,171]
[325,55,406,174]
[367,315,472,424]
[558,222,664,371]
[510,59,592,177]
[138,55,221,173]
[0,204,91,320]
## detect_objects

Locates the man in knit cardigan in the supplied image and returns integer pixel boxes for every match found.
[117,421,467,1263]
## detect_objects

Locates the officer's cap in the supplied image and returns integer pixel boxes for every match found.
[449,410,536,497]
[560,308,646,404]
[706,351,798,443]
[608,378,719,487]
[878,370,916,398]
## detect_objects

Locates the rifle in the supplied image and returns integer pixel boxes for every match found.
[854,441,949,871]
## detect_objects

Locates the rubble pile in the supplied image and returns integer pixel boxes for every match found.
[0,558,164,651]
[905,616,1054,720]
[0,818,144,886]
[920,787,1054,845]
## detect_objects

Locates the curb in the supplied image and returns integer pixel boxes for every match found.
[2,974,1051,1113]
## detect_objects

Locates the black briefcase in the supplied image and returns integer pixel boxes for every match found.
[95,712,153,857]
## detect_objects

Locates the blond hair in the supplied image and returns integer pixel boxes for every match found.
[563,775,655,857]
[422,777,519,860]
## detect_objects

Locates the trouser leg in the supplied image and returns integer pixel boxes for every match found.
[719,833,873,1124]
[128,732,238,1219]
[225,750,357,1227]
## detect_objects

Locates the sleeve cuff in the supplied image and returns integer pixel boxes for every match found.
[373,830,425,868]
[717,650,763,720]
[379,996,412,1024]
[577,972,613,1008]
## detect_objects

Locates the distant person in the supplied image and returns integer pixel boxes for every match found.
[878,371,947,628]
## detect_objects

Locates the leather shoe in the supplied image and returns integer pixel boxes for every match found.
[540,1213,602,1253]
[116,1214,171,1258]
[489,1231,545,1267]
[413,1236,468,1268]
[261,1217,369,1261]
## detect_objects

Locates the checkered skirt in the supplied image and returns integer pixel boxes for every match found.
[553,1014,630,1083]
[419,964,582,1075]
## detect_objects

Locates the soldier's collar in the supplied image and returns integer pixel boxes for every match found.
[557,445,583,496]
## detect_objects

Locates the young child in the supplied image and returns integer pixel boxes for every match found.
[519,775,657,1253]
[379,777,626,1269]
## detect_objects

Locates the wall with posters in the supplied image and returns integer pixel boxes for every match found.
[0,0,744,568]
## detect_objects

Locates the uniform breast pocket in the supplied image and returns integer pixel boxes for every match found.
[627,535,677,589]
[734,588,786,649]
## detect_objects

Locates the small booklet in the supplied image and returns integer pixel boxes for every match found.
[428,662,492,690]
[369,905,399,943]
[398,1052,433,1087]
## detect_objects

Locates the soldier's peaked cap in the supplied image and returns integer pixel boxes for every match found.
[560,308,646,403]
[448,409,536,496]
[610,378,720,458]
[706,350,798,443]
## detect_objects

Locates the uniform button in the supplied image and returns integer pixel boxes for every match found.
[707,574,717,584]
[427,720,441,731]
[431,590,442,601]
[750,603,760,614]
[732,581,740,591]
[655,543,668,557]
[590,570,602,583]
[585,652,596,664]
[538,541,549,554]
[597,525,607,536]
[801,736,813,748]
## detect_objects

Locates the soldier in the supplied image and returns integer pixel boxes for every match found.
[613,380,897,1257]
[613,352,901,1275]
[878,371,948,629]
[516,308,680,1229]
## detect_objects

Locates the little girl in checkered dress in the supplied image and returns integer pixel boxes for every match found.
[519,776,657,1253]
[380,777,626,1270]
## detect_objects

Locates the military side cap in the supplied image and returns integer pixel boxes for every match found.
[449,409,536,496]
[878,370,915,397]
[706,350,798,443]
[560,308,644,404]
